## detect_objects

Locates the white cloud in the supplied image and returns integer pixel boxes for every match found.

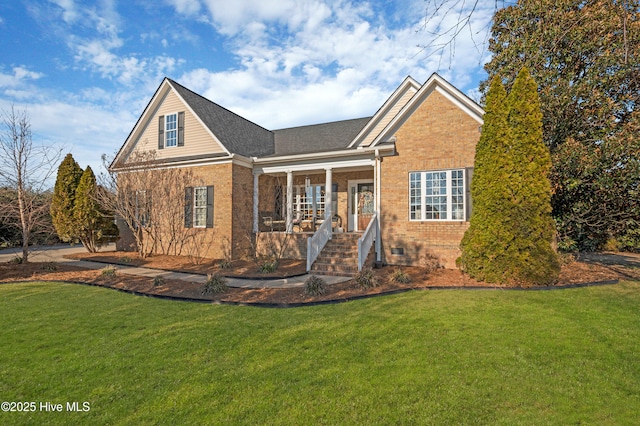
[3,0,495,178]
[201,0,297,35]
[0,67,44,88]
[50,0,79,24]
[165,0,202,16]
[173,0,494,129]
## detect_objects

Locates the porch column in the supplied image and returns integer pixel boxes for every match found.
[252,172,260,233]
[286,171,293,233]
[375,154,382,262]
[325,167,333,220]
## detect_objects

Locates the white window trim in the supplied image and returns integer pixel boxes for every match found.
[409,169,466,222]
[292,184,326,221]
[165,112,179,148]
[193,186,207,228]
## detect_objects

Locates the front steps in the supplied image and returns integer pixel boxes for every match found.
[310,233,365,277]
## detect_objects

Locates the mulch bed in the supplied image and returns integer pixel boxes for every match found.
[1,251,638,306]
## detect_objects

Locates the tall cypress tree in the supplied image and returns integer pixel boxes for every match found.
[506,68,559,285]
[74,166,118,253]
[459,76,514,282]
[460,69,559,286]
[51,153,83,241]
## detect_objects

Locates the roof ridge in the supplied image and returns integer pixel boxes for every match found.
[166,77,273,134]
[273,116,372,132]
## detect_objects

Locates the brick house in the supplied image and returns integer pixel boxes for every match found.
[111,73,483,273]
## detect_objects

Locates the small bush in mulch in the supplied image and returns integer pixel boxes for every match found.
[355,267,379,289]
[11,256,23,265]
[218,259,232,269]
[101,265,117,279]
[201,273,228,295]
[40,262,58,272]
[419,254,443,274]
[391,269,411,284]
[119,255,133,264]
[304,275,327,297]
[152,276,165,287]
[259,260,278,274]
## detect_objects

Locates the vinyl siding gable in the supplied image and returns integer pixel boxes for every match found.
[130,90,227,162]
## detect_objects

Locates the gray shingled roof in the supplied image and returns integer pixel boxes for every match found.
[169,79,275,157]
[170,78,373,158]
[271,117,371,156]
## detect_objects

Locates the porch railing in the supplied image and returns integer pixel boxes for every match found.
[357,213,378,271]
[306,216,332,271]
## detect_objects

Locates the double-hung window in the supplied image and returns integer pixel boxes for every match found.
[409,169,466,221]
[165,113,178,147]
[193,187,208,227]
[184,186,213,228]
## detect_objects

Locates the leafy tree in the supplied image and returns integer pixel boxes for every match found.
[51,153,83,242]
[460,69,559,286]
[482,0,640,250]
[74,166,118,253]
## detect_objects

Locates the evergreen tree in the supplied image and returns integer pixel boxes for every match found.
[483,0,640,250]
[458,76,513,282]
[460,69,559,286]
[505,68,559,285]
[51,153,83,242]
[74,166,118,253]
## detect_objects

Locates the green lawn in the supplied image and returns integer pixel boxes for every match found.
[1,281,639,425]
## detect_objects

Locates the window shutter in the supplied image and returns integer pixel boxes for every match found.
[465,167,474,221]
[177,112,185,147]
[158,115,165,150]
[184,187,193,228]
[206,185,214,228]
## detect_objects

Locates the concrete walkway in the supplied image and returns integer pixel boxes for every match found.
[0,244,352,289]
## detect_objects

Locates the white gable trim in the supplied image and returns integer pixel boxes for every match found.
[347,76,421,148]
[369,73,484,148]
[111,78,231,170]
[165,80,231,157]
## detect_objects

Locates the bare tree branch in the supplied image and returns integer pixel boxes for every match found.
[0,106,63,262]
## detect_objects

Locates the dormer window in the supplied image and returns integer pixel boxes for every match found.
[158,112,184,149]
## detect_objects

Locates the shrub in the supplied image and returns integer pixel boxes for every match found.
[217,259,232,269]
[304,275,327,296]
[355,267,379,289]
[100,265,117,278]
[558,252,576,267]
[40,262,58,272]
[391,269,411,284]
[201,273,228,295]
[11,255,23,264]
[152,276,165,287]
[119,255,133,264]
[459,70,559,286]
[259,260,278,273]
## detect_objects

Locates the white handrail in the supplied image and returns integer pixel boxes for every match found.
[357,214,377,271]
[306,218,332,271]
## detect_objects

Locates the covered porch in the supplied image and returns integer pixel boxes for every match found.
[251,149,390,271]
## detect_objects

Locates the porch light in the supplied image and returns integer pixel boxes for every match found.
[305,175,311,191]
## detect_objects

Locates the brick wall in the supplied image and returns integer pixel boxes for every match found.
[380,89,480,268]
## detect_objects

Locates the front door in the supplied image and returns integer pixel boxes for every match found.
[348,181,374,232]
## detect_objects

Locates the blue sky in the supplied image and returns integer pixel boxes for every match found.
[0,0,495,175]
